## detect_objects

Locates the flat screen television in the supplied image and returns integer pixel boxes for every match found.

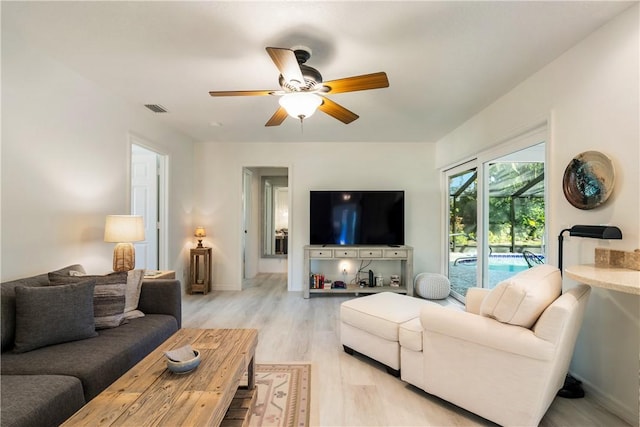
[310,191,405,245]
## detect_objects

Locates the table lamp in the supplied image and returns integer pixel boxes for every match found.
[558,225,622,274]
[194,226,206,248]
[104,215,145,272]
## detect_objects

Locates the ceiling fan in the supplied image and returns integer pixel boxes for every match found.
[209,46,389,126]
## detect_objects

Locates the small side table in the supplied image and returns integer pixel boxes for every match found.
[190,247,212,294]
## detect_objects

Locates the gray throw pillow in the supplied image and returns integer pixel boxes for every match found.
[56,269,144,319]
[14,281,98,353]
[124,269,145,319]
[48,271,128,329]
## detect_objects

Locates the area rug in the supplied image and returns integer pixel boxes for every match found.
[246,363,311,427]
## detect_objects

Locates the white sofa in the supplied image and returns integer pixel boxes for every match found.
[400,265,591,426]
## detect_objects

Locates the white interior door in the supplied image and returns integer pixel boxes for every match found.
[131,145,158,270]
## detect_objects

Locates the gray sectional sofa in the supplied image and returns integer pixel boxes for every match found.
[1,265,182,427]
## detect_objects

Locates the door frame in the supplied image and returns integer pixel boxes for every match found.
[240,164,293,291]
[442,160,479,301]
[242,168,253,280]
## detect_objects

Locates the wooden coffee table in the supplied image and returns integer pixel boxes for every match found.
[62,328,258,426]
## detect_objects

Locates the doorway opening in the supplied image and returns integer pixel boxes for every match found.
[242,166,291,290]
[130,138,168,270]
[262,175,289,257]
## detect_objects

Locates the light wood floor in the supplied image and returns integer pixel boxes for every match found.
[182,273,631,427]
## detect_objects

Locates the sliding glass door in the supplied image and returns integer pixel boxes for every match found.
[485,144,546,289]
[446,163,478,300]
[443,127,547,302]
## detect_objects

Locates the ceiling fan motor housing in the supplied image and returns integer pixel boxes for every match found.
[279,65,323,91]
[293,48,311,64]
[278,47,323,92]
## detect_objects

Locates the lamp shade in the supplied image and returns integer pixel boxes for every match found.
[558,224,622,275]
[194,226,207,238]
[104,215,145,243]
[568,225,622,240]
[279,93,322,119]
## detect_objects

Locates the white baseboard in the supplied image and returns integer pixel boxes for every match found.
[571,372,639,426]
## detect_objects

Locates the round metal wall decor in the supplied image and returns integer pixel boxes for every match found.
[562,151,614,210]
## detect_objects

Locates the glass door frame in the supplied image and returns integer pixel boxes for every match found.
[443,159,482,301]
[442,122,549,302]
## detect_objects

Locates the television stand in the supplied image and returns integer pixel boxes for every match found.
[303,245,413,299]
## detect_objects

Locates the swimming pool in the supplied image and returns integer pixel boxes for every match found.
[489,264,528,273]
[449,253,546,297]
[455,253,544,267]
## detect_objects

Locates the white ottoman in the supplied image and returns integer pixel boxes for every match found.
[340,292,434,376]
[414,272,451,300]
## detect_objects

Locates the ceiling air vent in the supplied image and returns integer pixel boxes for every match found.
[144,104,168,113]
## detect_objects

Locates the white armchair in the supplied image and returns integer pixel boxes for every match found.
[400,265,591,426]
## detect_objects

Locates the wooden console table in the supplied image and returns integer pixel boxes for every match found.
[303,245,413,298]
[62,328,258,427]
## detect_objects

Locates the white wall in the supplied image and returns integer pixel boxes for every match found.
[193,142,439,292]
[436,6,639,424]
[1,27,196,283]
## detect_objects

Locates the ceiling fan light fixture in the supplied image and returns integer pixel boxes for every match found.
[279,92,322,120]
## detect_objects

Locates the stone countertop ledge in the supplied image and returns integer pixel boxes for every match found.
[565,264,640,295]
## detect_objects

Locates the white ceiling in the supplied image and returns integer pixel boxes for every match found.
[3,1,634,144]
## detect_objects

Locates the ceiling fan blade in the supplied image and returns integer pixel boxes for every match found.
[266,47,305,87]
[318,97,359,124]
[265,106,288,127]
[209,90,275,97]
[322,72,389,94]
